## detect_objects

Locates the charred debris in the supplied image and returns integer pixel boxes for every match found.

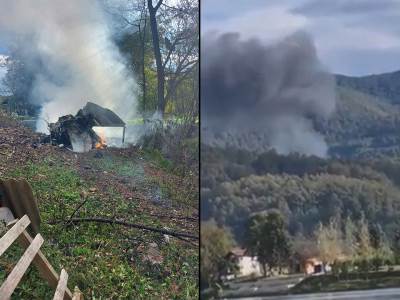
[44,102,126,152]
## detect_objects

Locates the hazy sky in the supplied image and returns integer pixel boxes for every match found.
[201,0,400,76]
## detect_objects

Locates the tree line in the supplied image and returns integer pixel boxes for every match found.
[201,144,400,291]
[201,210,400,290]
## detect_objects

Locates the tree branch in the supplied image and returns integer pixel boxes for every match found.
[154,0,163,11]
[161,2,194,15]
[165,62,197,102]
[147,213,198,222]
[49,217,198,240]
[162,35,187,69]
[66,196,89,225]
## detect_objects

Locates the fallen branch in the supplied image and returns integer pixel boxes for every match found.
[121,232,197,248]
[49,217,198,240]
[65,195,89,225]
[146,213,198,222]
[174,236,198,247]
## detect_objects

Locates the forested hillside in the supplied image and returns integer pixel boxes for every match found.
[202,145,400,242]
[201,71,400,246]
[336,71,400,104]
[324,76,400,158]
[203,76,400,159]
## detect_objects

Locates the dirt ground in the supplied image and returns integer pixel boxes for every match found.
[0,111,199,298]
[0,111,198,234]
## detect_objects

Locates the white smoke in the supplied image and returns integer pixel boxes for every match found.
[0,0,138,136]
[0,55,7,90]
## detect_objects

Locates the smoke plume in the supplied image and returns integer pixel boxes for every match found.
[201,31,335,157]
[0,0,138,136]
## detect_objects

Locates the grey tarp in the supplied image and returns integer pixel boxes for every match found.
[78,102,125,127]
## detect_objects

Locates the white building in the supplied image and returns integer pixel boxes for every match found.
[226,248,263,279]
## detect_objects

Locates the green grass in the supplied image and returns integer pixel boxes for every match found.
[87,149,196,212]
[0,158,198,299]
[144,149,174,172]
[89,152,146,180]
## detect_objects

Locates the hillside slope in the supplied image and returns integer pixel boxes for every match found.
[203,73,400,159]
[201,144,400,242]
[201,70,400,243]
[336,71,400,104]
[0,111,199,299]
[320,86,400,158]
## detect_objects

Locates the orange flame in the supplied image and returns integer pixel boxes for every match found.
[95,129,107,149]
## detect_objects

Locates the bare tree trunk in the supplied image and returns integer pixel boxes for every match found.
[147,0,165,116]
[262,263,267,277]
[140,4,147,112]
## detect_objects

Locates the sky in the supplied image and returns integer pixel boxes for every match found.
[201,0,400,76]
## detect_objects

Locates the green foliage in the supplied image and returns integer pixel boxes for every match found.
[314,219,343,264]
[200,220,235,289]
[357,217,374,259]
[292,270,400,294]
[201,144,400,245]
[336,72,400,105]
[371,255,384,271]
[145,149,174,171]
[201,143,400,283]
[115,0,199,118]
[246,211,291,276]
[339,260,351,278]
[331,261,341,278]
[344,217,358,258]
[89,151,146,179]
[355,258,372,277]
[3,157,198,299]
[202,81,400,160]
[318,86,400,159]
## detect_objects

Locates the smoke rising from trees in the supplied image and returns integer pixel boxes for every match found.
[0,0,138,134]
[201,31,335,157]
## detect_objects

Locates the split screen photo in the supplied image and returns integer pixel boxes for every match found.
[1,0,400,299]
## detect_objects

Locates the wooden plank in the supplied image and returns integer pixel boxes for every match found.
[5,219,17,227]
[14,230,73,300]
[0,215,30,256]
[72,286,83,300]
[5,217,73,300]
[0,234,44,299]
[53,269,68,300]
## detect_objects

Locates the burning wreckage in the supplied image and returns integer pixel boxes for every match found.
[46,102,125,152]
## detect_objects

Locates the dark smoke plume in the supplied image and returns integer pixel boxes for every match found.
[201,31,335,157]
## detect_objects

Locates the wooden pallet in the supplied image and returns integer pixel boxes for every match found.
[0,215,83,300]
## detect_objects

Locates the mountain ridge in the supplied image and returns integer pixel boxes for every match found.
[335,70,400,104]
